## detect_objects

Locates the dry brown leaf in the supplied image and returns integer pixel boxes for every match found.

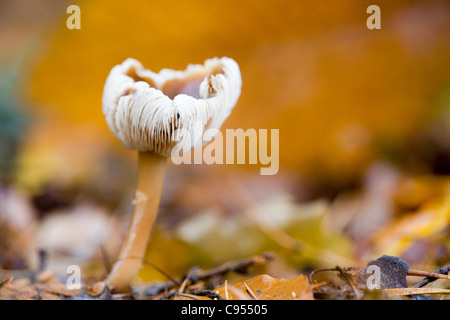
[10,278,30,288]
[14,286,38,300]
[0,276,13,288]
[215,274,314,300]
[0,278,37,300]
[86,281,106,297]
[36,279,81,297]
[36,270,54,283]
[39,291,61,300]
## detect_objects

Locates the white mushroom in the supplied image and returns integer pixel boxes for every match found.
[102,57,241,292]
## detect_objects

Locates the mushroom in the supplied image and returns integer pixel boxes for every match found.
[102,57,242,292]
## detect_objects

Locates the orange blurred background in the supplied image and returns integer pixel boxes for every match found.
[0,0,447,192]
[0,0,449,277]
[1,0,446,195]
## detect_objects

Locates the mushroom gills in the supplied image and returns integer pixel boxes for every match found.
[126,65,223,99]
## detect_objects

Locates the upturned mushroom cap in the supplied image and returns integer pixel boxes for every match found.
[102,57,242,156]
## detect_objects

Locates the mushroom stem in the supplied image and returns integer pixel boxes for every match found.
[106,152,167,292]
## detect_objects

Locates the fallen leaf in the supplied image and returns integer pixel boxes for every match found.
[215,274,313,300]
[372,196,450,257]
[86,281,106,297]
[36,279,81,297]
[36,270,54,283]
[0,278,37,300]
[39,291,61,300]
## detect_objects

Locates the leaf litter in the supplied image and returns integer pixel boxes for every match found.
[0,160,449,300]
[1,251,448,300]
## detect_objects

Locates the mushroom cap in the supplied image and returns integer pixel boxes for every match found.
[102,57,242,156]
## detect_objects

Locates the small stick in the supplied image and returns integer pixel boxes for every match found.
[174,293,201,300]
[311,281,328,290]
[309,266,362,298]
[189,252,274,282]
[133,253,273,297]
[141,258,181,287]
[178,269,194,294]
[309,267,360,284]
[0,277,13,289]
[242,280,258,300]
[407,269,450,280]
[224,280,229,300]
[385,287,450,296]
[414,263,450,288]
[111,256,181,287]
[336,266,362,299]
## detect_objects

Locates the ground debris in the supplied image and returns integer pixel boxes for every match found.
[1,253,448,300]
[0,270,110,300]
[359,255,409,289]
[311,255,450,300]
[414,263,450,288]
[214,274,314,300]
[132,252,274,300]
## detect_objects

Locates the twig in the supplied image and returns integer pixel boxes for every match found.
[310,281,328,290]
[309,267,360,284]
[192,290,223,300]
[140,258,181,287]
[385,287,450,296]
[189,252,274,283]
[408,269,450,281]
[132,253,273,298]
[224,280,229,300]
[154,288,177,300]
[242,280,259,300]
[0,277,13,289]
[178,269,194,294]
[413,263,450,288]
[173,293,201,300]
[335,266,362,299]
[311,266,450,282]
[309,266,362,299]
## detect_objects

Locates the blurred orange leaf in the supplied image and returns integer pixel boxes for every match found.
[215,274,313,300]
[372,195,450,257]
